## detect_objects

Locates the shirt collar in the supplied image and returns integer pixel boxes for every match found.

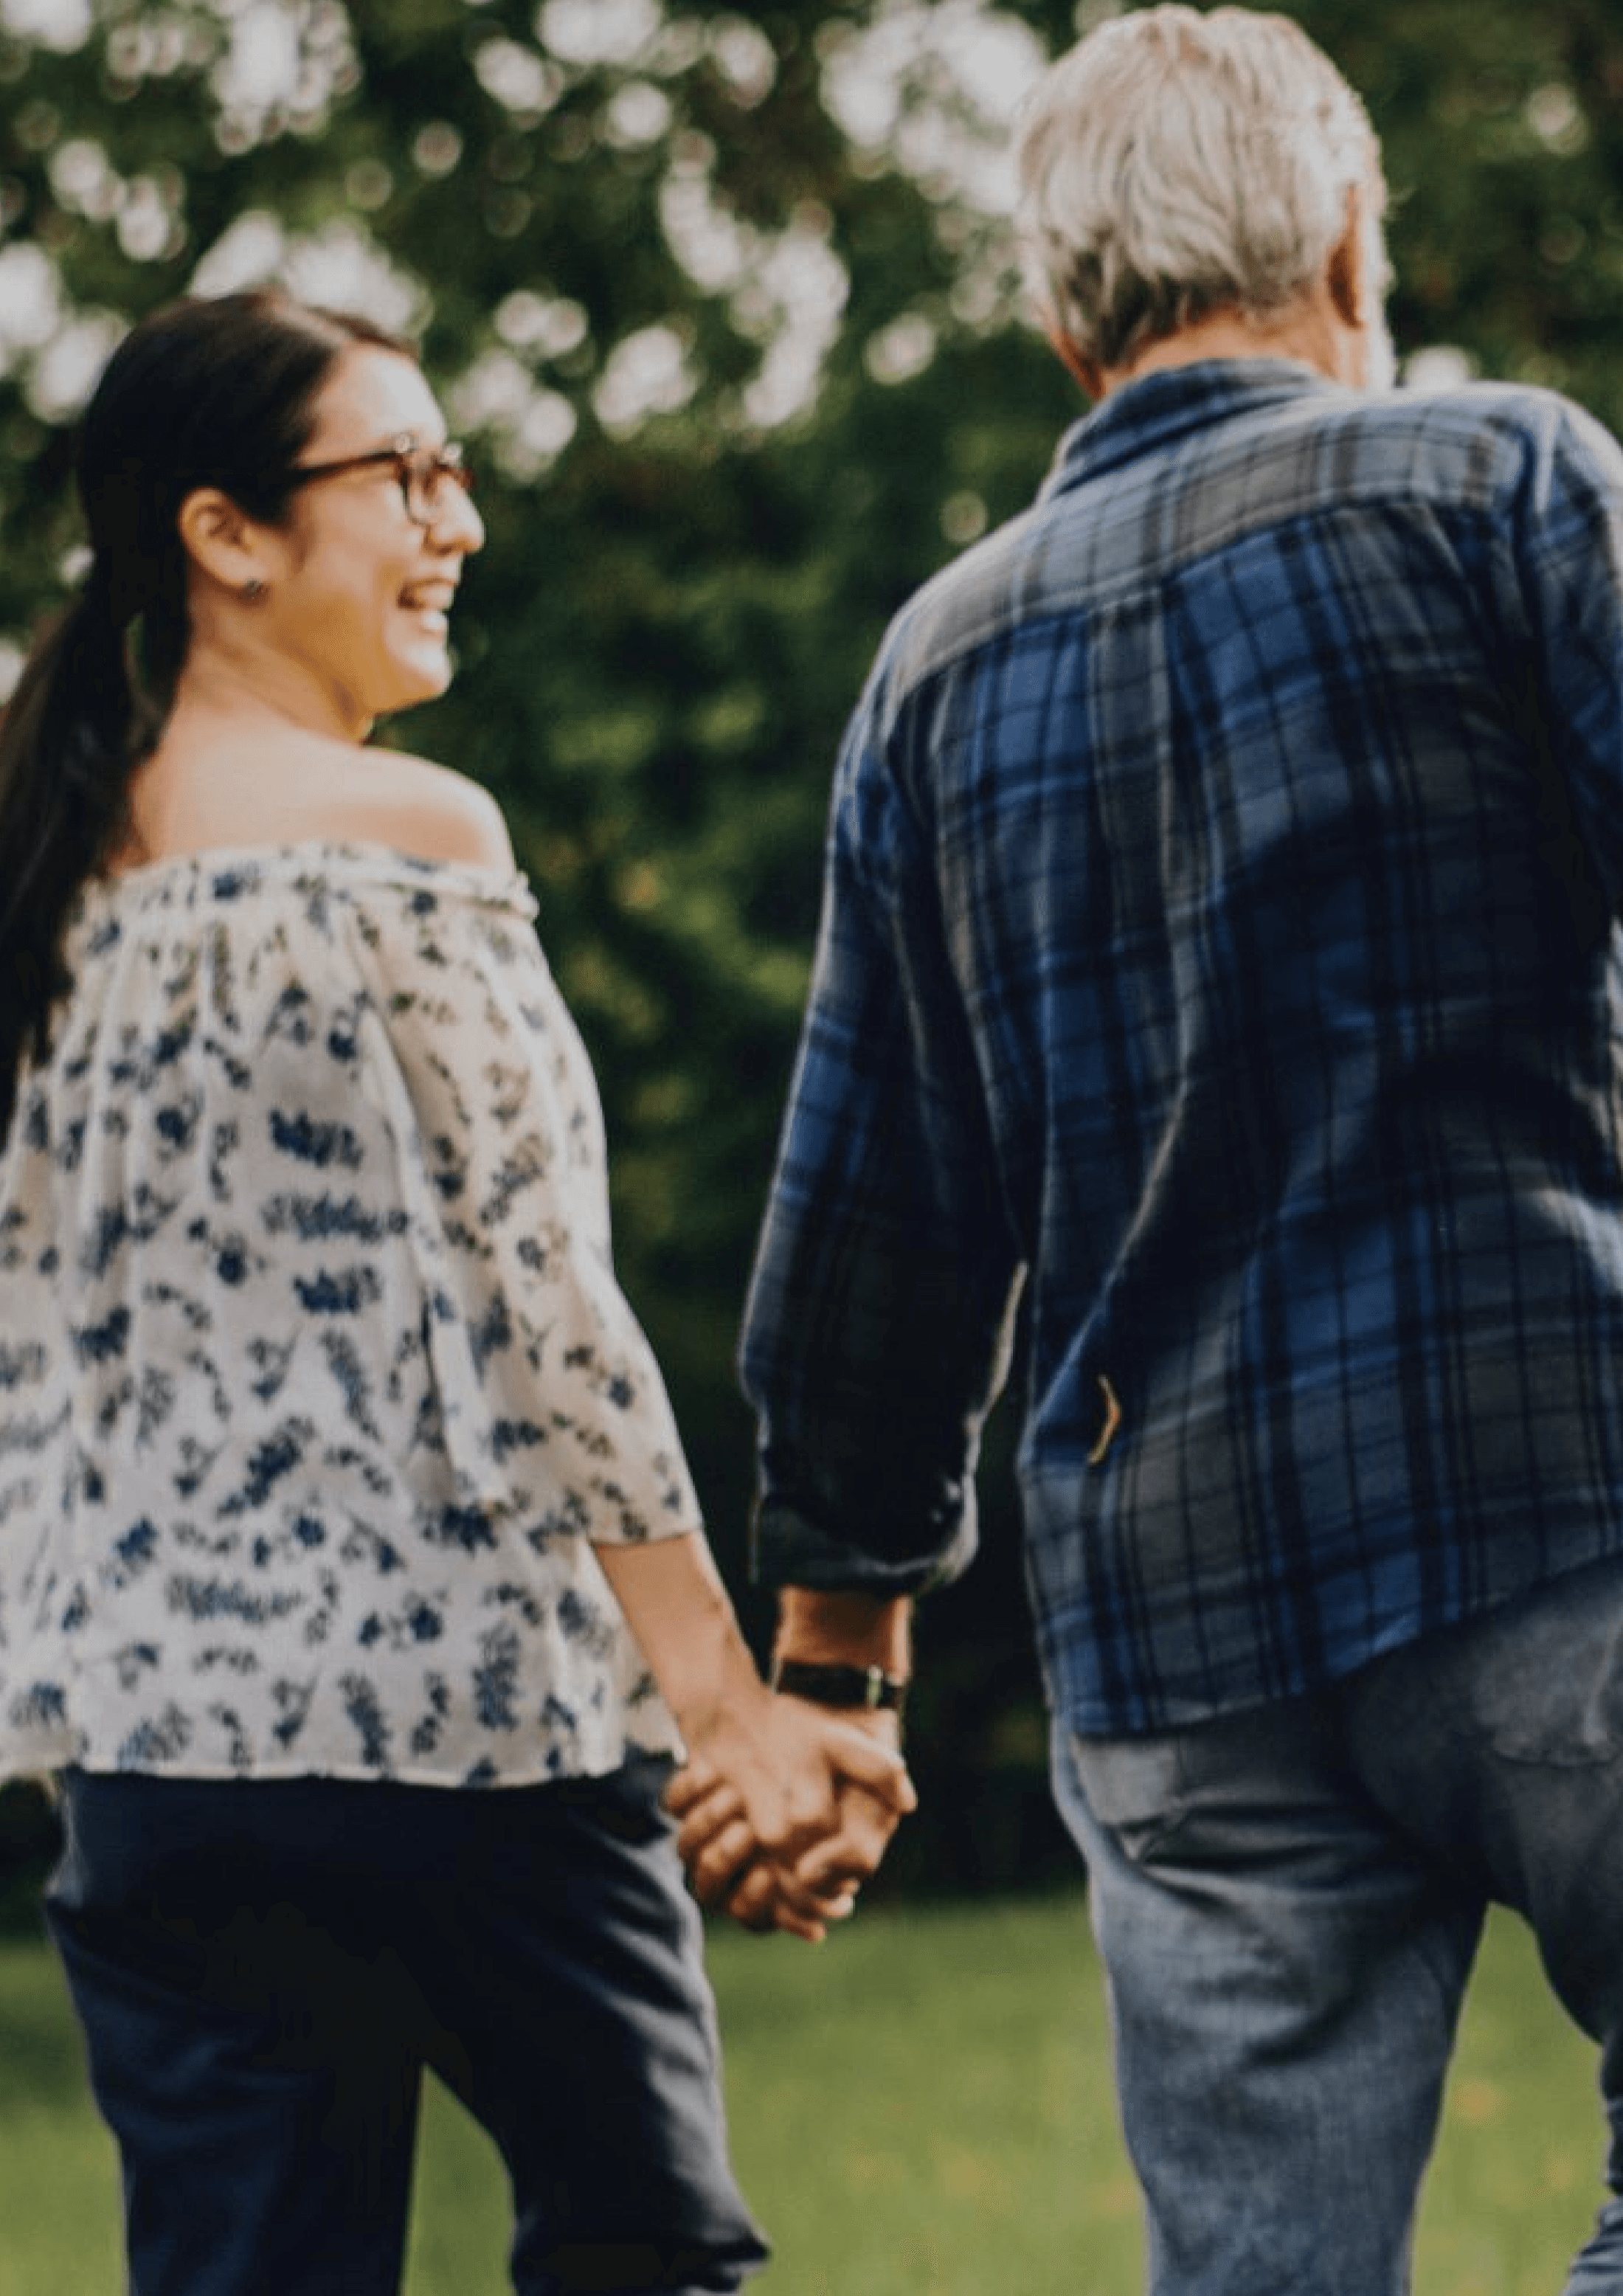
[1039,358,1352,500]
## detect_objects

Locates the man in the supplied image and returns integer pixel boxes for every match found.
[672,8,1623,2287]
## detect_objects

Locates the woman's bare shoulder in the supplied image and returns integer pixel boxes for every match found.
[313,746,516,873]
[125,732,516,876]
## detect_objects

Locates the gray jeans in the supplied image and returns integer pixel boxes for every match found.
[1054,1552,1623,2295]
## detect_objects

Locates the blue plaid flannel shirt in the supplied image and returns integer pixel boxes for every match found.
[741,359,1623,1737]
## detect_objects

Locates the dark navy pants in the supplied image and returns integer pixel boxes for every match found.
[44,1758,768,2296]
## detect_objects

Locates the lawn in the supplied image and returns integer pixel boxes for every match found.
[0,1895,1604,2295]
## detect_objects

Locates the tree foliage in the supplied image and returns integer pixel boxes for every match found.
[3,0,1622,1884]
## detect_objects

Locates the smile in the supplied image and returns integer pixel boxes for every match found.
[399,584,457,620]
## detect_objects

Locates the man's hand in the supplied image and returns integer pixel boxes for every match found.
[589,1539,912,1938]
[666,1698,914,1940]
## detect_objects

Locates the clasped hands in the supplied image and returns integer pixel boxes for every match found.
[665,1686,916,1942]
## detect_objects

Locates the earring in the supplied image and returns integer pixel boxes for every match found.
[242,578,267,602]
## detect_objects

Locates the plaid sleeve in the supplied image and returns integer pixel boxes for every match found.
[1502,395,1623,921]
[740,690,1022,1595]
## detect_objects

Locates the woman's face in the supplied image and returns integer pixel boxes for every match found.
[258,345,485,738]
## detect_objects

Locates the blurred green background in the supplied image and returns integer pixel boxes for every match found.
[2,0,1622,1894]
[0,1903,1608,2294]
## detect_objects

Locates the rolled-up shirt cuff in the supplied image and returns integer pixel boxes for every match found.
[750,1495,977,1598]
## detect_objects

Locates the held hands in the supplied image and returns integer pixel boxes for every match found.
[665,1693,916,1943]
[586,1538,915,1940]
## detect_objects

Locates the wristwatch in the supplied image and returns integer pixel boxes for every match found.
[769,1659,908,1715]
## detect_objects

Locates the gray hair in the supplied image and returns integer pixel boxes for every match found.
[1014,5,1385,373]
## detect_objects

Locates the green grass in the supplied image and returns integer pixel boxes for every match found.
[0,1899,1605,2293]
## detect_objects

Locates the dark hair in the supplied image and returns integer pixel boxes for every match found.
[0,288,412,1147]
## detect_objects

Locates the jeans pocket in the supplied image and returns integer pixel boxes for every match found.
[1067,1732,1187,1867]
[1444,1563,1623,1767]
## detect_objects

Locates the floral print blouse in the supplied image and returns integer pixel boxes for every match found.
[0,844,692,1786]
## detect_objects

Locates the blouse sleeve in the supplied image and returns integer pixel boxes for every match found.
[342,871,702,1546]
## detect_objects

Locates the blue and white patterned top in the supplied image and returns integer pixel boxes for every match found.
[0,843,692,1785]
[742,361,1623,1736]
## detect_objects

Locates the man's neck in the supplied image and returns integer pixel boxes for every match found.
[1055,282,1389,406]
[1112,303,1340,387]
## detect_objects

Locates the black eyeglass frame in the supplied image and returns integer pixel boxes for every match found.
[285,435,473,528]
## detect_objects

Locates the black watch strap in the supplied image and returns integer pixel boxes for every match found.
[770,1659,908,1714]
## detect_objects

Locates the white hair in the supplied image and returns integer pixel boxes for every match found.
[1014,5,1385,372]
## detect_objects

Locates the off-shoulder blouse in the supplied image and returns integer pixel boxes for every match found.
[0,844,691,1785]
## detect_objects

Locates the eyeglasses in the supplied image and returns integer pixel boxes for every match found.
[286,436,474,528]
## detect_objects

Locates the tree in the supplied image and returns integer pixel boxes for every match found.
[3,0,1622,1889]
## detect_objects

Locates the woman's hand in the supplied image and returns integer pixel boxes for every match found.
[666,1697,915,1941]
[587,1533,914,1939]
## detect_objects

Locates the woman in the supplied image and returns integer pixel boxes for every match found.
[0,289,910,2296]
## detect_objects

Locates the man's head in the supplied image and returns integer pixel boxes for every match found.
[1015,6,1389,388]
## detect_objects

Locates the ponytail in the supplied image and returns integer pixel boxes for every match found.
[0,573,143,1148]
[0,286,410,1152]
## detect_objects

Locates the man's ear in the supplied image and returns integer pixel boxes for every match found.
[1326,186,1366,331]
[175,486,271,595]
